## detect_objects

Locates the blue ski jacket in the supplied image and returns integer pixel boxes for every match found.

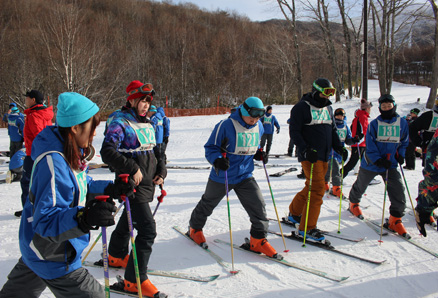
[157,107,170,138]
[261,112,280,135]
[9,148,25,171]
[150,112,164,144]
[19,126,111,280]
[361,114,409,172]
[7,112,25,142]
[205,108,264,185]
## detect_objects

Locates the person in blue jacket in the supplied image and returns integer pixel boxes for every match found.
[148,105,165,160]
[158,107,170,163]
[2,102,16,124]
[0,92,134,297]
[348,94,410,237]
[7,106,25,159]
[325,108,356,197]
[260,105,280,155]
[188,97,280,258]
[6,148,26,183]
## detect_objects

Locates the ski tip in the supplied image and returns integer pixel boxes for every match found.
[230,270,240,275]
[283,249,290,253]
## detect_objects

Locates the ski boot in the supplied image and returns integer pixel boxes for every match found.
[331,186,341,197]
[108,254,129,268]
[287,213,301,225]
[249,236,279,258]
[387,215,409,238]
[124,278,168,298]
[189,227,207,248]
[349,202,364,219]
[325,183,329,192]
[298,228,325,242]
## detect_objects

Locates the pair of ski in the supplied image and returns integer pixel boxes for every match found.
[173,225,349,282]
[269,218,385,265]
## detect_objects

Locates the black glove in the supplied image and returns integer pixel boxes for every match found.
[374,158,391,169]
[213,157,230,171]
[163,136,169,144]
[353,135,361,143]
[304,147,318,163]
[254,149,268,164]
[276,128,280,134]
[336,147,348,162]
[104,177,136,201]
[415,207,431,237]
[396,153,404,165]
[77,199,117,233]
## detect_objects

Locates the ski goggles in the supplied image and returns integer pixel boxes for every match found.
[313,82,336,97]
[334,108,346,117]
[243,102,265,118]
[128,84,155,98]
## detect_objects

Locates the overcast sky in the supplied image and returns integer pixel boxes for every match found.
[159,0,284,21]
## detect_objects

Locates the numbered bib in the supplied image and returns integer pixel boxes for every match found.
[376,118,401,143]
[124,120,156,152]
[305,102,332,125]
[230,119,260,155]
[73,169,87,207]
[263,115,272,126]
[427,111,438,133]
[336,127,347,142]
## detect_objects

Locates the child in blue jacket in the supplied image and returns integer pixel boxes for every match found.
[7,106,25,158]
[0,92,133,297]
[348,94,410,237]
[260,105,280,155]
[188,97,280,258]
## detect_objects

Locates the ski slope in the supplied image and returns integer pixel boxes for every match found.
[0,80,437,297]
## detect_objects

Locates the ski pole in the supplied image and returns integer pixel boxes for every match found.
[302,162,314,247]
[95,195,112,298]
[379,154,391,244]
[337,158,345,234]
[398,164,416,218]
[152,184,167,217]
[262,160,289,253]
[119,174,142,298]
[82,201,125,264]
[222,152,238,275]
[327,150,334,197]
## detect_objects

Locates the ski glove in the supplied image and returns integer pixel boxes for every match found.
[163,136,169,144]
[276,128,280,134]
[254,149,268,164]
[415,207,431,237]
[335,147,349,162]
[304,147,318,163]
[374,158,391,170]
[213,156,230,172]
[396,153,405,165]
[353,135,361,143]
[104,177,136,201]
[77,199,117,233]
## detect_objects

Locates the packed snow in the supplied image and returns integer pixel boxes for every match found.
[0,80,437,297]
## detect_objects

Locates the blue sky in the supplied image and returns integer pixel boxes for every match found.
[159,0,284,21]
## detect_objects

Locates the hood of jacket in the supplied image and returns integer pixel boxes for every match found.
[31,126,64,161]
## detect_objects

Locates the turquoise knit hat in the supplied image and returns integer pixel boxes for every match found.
[149,105,157,113]
[56,92,99,127]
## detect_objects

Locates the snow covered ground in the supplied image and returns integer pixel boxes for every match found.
[0,80,438,297]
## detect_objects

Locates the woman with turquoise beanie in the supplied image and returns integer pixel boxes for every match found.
[0,92,134,298]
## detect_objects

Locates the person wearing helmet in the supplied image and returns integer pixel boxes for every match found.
[343,98,372,178]
[409,100,438,167]
[348,94,410,237]
[325,108,354,198]
[100,81,168,297]
[404,108,420,170]
[260,105,280,157]
[188,97,281,259]
[287,78,345,242]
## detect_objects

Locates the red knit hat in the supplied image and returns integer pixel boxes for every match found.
[126,80,154,101]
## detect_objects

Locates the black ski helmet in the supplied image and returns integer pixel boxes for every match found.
[378,94,395,105]
[410,108,420,115]
[334,108,346,117]
[312,78,334,93]
[378,94,397,119]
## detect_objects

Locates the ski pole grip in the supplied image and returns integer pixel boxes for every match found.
[118,174,135,202]
[222,152,226,158]
[386,153,391,160]
[95,195,110,202]
[157,185,167,203]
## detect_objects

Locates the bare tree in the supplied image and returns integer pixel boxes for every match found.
[427,0,438,108]
[276,0,304,101]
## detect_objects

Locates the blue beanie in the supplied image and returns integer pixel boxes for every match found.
[11,107,19,113]
[9,103,16,108]
[241,97,264,117]
[149,105,157,113]
[56,92,99,127]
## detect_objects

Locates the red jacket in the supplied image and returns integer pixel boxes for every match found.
[351,109,370,148]
[23,104,54,155]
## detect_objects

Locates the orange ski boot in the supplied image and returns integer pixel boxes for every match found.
[249,236,278,258]
[388,215,409,237]
[349,202,364,219]
[331,186,341,197]
[108,254,129,268]
[124,279,167,297]
[189,227,207,248]
[325,183,329,192]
